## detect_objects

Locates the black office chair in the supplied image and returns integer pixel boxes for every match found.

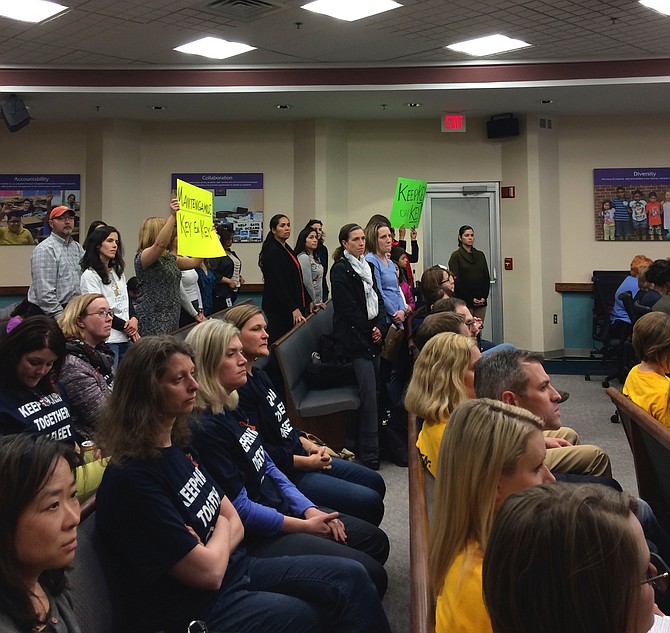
[634,299,652,321]
[585,270,630,388]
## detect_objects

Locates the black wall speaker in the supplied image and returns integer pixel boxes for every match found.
[1,95,30,132]
[486,113,519,139]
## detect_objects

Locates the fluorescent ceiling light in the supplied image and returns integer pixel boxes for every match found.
[0,0,67,23]
[639,0,670,15]
[447,34,531,57]
[301,0,402,21]
[174,37,256,60]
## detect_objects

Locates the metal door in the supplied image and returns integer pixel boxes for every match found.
[423,183,503,343]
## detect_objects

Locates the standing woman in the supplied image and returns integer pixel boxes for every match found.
[134,199,201,336]
[57,293,115,442]
[330,224,386,469]
[95,336,390,633]
[430,399,554,633]
[448,225,490,321]
[294,226,325,312]
[259,214,307,344]
[306,219,329,300]
[364,222,406,327]
[0,434,81,633]
[80,225,138,367]
[210,227,244,312]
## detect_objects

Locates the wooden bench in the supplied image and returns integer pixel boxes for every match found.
[273,301,360,451]
[607,387,670,533]
[408,412,435,633]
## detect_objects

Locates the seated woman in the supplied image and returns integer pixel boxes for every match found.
[0,316,104,500]
[0,434,81,632]
[185,319,389,597]
[430,399,554,633]
[623,311,670,429]
[57,293,115,442]
[95,336,389,633]
[224,303,386,526]
[483,483,657,633]
[404,332,479,476]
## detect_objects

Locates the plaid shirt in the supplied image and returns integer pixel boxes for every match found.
[27,233,83,318]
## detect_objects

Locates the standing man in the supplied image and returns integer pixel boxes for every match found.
[27,205,83,319]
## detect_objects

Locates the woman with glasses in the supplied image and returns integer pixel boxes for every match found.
[57,294,115,442]
[80,225,139,369]
[429,399,555,633]
[0,316,104,500]
[95,336,391,633]
[0,434,81,633]
[483,483,660,633]
[404,332,480,476]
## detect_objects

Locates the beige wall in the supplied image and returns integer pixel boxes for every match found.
[2,113,668,351]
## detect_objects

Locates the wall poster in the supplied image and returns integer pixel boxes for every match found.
[171,173,264,243]
[0,174,81,245]
[594,168,670,241]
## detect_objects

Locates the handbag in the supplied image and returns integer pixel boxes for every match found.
[381,324,405,364]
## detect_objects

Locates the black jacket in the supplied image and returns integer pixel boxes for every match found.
[330,256,386,359]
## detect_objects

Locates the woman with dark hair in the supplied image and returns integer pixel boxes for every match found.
[331,224,386,469]
[258,214,307,344]
[0,434,80,632]
[83,219,106,244]
[224,303,386,526]
[294,225,325,312]
[306,219,329,300]
[57,294,114,441]
[80,225,138,367]
[210,227,243,312]
[0,316,105,499]
[95,335,391,633]
[448,225,490,321]
[185,320,389,596]
[483,483,656,633]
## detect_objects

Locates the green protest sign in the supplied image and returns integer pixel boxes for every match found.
[389,177,427,229]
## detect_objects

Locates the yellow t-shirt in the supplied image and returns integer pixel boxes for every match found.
[623,364,670,429]
[416,419,446,476]
[0,226,34,245]
[436,543,492,633]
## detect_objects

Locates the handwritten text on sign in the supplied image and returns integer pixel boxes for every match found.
[176,179,225,258]
[389,178,427,229]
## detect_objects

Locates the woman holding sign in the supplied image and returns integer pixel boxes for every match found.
[134,199,201,336]
[448,225,490,322]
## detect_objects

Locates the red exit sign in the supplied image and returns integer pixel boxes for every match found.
[441,113,466,133]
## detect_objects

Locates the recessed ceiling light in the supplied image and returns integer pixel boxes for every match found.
[446,34,531,57]
[174,37,256,60]
[0,0,68,23]
[301,0,402,21]
[406,102,422,107]
[639,0,670,15]
[148,105,166,110]
[539,99,554,104]
[276,104,291,109]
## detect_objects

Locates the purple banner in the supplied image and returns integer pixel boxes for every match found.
[594,168,670,185]
[171,173,263,190]
[0,174,80,189]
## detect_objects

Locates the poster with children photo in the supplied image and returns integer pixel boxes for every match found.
[594,168,670,241]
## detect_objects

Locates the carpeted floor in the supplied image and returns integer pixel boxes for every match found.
[378,371,636,633]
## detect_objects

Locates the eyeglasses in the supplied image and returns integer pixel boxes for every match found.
[187,622,208,633]
[642,552,670,593]
[84,309,114,319]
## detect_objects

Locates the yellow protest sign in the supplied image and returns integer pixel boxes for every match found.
[175,179,225,258]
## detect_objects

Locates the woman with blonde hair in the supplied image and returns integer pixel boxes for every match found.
[225,303,386,526]
[405,332,479,476]
[483,483,656,633]
[134,198,201,336]
[185,319,390,597]
[58,293,114,441]
[430,399,554,633]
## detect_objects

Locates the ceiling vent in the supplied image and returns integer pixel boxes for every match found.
[204,0,285,22]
